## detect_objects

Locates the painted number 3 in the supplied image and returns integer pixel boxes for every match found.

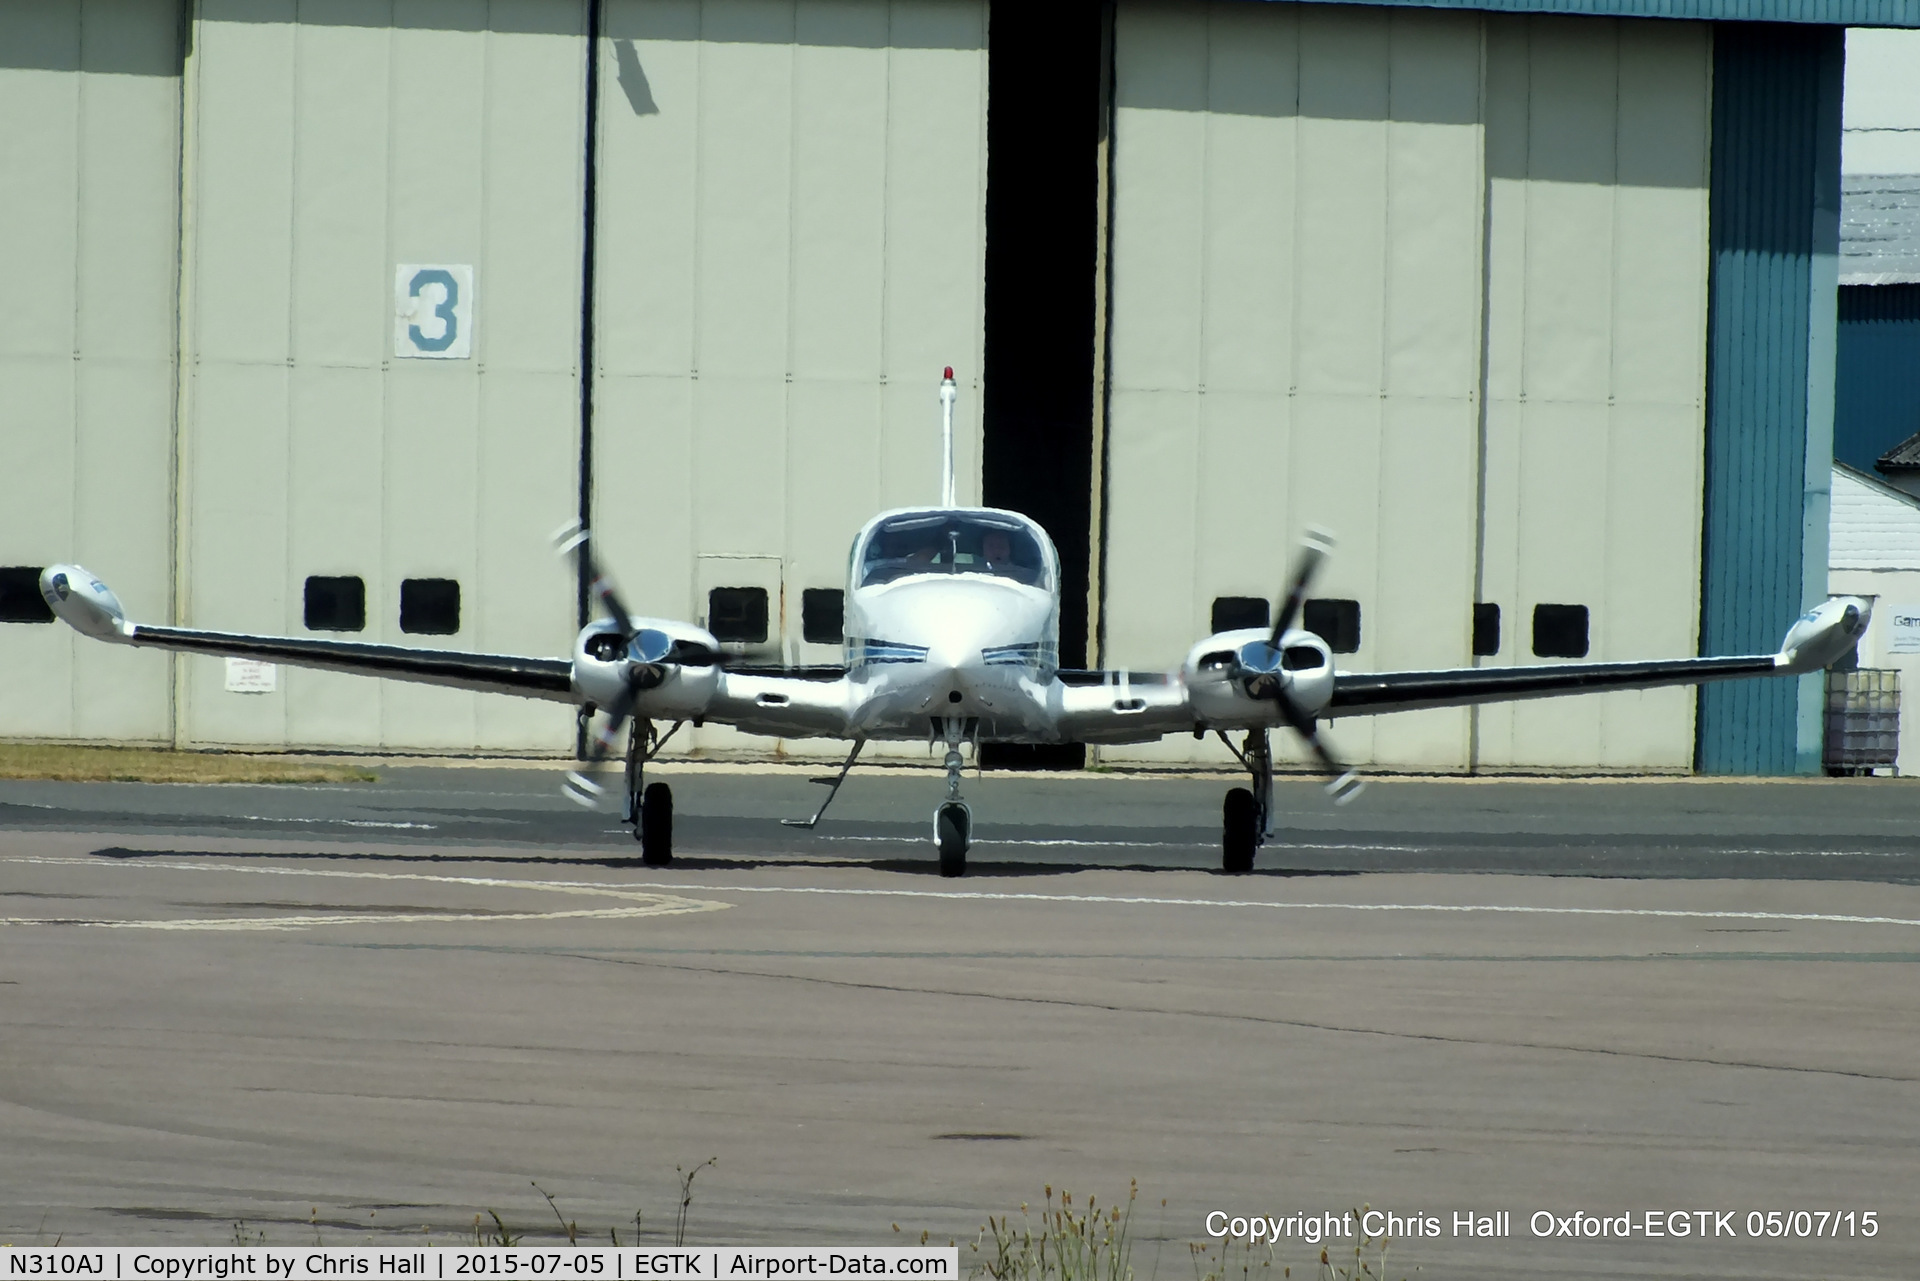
[409,268,459,352]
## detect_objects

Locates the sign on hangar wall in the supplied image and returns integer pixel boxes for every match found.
[393,264,474,359]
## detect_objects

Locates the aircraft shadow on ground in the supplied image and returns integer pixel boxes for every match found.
[86,845,1357,879]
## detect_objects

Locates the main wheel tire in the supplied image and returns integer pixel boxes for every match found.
[936,802,969,878]
[640,781,674,866]
[1222,786,1257,874]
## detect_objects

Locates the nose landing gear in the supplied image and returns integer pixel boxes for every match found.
[935,718,972,877]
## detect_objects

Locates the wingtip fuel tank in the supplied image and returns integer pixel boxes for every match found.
[38,565,131,641]
[1777,596,1872,675]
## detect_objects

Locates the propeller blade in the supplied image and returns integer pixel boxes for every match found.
[1268,678,1364,806]
[1269,527,1335,647]
[563,691,635,809]
[552,520,635,636]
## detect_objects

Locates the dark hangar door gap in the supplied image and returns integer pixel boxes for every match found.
[980,0,1105,770]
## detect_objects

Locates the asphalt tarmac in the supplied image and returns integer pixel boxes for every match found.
[2,765,1918,1280]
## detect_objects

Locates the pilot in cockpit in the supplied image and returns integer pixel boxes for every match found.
[981,530,1011,570]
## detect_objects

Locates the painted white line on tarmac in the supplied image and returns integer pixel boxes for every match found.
[234,815,440,830]
[3,857,729,930]
[813,834,1912,857]
[0,905,710,931]
[814,834,1430,851]
[583,880,1920,930]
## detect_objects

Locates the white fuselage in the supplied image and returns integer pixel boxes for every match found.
[841,507,1063,742]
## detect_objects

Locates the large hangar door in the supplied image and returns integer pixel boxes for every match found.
[1098,0,1487,771]
[177,5,588,751]
[590,0,990,759]
[0,1,181,745]
[1098,3,1714,774]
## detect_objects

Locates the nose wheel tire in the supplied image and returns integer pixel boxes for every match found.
[936,801,970,878]
[639,781,674,865]
[1222,786,1257,874]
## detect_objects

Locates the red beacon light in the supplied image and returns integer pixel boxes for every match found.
[943,366,954,381]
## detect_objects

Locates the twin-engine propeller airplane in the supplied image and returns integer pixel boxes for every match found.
[40,370,1869,876]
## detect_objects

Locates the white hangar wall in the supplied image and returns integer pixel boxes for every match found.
[1097,2,1711,772]
[0,0,989,756]
[0,0,181,745]
[1,0,1719,769]
[589,0,989,759]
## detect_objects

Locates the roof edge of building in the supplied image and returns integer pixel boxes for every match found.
[1275,0,1920,26]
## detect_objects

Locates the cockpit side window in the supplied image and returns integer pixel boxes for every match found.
[860,513,1048,589]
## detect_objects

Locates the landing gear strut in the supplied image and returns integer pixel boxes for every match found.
[935,718,972,878]
[625,719,683,866]
[1218,729,1272,874]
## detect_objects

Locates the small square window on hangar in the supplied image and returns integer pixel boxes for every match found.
[0,567,54,623]
[707,586,769,644]
[1210,596,1270,633]
[802,588,844,645]
[1472,603,1501,657]
[1303,598,1361,653]
[304,576,366,632]
[1532,604,1589,658]
[401,578,460,635]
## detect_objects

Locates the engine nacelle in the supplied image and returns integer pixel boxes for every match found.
[39,565,131,641]
[571,617,722,719]
[1183,627,1335,726]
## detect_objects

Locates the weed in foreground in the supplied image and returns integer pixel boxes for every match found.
[534,1183,580,1246]
[966,1182,1138,1281]
[676,1158,717,1248]
[933,1188,1415,1281]
[1193,1207,1414,1281]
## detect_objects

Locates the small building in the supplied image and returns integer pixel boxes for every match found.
[1829,462,1920,775]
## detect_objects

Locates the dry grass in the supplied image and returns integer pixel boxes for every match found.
[0,742,377,784]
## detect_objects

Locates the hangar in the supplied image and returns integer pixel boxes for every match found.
[1,0,1911,775]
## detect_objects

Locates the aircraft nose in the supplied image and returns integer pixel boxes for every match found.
[923,615,1001,699]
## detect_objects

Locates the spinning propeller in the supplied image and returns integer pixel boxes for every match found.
[1239,529,1364,805]
[553,521,714,808]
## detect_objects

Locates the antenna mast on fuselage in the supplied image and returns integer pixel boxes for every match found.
[940,367,957,508]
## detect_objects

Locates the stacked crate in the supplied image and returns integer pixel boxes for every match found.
[1824,669,1901,774]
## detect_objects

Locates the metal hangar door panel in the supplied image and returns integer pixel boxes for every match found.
[177,5,587,751]
[1099,0,1485,771]
[0,1,181,745]
[589,0,990,761]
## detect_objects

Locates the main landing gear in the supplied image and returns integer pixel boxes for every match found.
[1218,729,1273,874]
[624,719,683,866]
[935,718,972,878]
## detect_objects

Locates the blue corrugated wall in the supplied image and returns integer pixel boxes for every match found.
[1835,284,1920,473]
[1697,23,1842,775]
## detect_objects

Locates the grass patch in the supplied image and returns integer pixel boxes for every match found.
[0,742,377,785]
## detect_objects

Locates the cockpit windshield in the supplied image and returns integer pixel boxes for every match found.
[859,511,1049,589]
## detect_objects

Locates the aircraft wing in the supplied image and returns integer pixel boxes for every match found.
[1056,669,1197,744]
[698,666,854,739]
[1324,597,1871,719]
[38,564,575,702]
[121,623,577,702]
[1326,654,1781,719]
